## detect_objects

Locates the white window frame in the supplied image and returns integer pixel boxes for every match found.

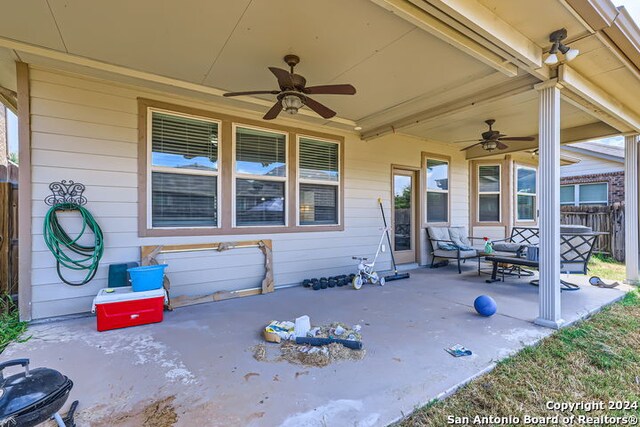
[424,157,450,224]
[232,123,289,228]
[146,107,221,230]
[561,182,609,206]
[296,134,341,227]
[477,164,502,223]
[515,165,537,222]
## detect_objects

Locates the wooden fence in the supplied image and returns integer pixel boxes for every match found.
[0,182,18,296]
[560,204,624,261]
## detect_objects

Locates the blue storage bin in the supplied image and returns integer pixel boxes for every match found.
[127,264,168,292]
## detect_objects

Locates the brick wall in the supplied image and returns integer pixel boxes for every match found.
[560,171,624,204]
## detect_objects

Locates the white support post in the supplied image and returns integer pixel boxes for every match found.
[535,80,564,329]
[625,134,639,284]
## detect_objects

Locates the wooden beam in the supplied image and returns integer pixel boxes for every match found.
[16,62,31,321]
[559,64,640,132]
[0,183,9,294]
[368,0,518,76]
[422,0,543,68]
[465,121,620,159]
[361,74,539,140]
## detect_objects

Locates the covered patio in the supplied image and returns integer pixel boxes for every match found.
[4,266,629,426]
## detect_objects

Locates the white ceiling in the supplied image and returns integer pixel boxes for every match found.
[0,0,634,143]
[0,0,497,123]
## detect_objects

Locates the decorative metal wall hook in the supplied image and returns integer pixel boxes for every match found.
[44,180,88,207]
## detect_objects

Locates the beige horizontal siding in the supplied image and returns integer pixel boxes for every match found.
[29,66,470,318]
[560,152,623,177]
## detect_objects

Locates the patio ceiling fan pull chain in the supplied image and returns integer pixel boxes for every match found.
[43,180,105,286]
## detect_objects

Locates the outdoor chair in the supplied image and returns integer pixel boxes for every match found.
[426,226,485,273]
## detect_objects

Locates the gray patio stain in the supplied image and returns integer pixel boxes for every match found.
[3,265,629,426]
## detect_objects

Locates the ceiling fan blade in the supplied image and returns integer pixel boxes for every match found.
[303,84,356,95]
[223,90,280,97]
[263,101,282,120]
[303,96,336,119]
[460,142,483,151]
[496,141,509,150]
[269,67,294,89]
[498,136,535,141]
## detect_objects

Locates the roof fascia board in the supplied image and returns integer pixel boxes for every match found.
[560,145,624,162]
[563,0,618,31]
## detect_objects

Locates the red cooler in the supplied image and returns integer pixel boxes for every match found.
[92,287,167,332]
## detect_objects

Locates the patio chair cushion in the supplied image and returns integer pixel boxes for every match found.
[438,242,458,250]
[433,248,477,259]
[448,226,473,251]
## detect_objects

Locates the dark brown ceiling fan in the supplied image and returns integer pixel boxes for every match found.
[223,54,356,120]
[457,119,535,152]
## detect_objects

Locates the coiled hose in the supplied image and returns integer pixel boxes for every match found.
[43,203,104,286]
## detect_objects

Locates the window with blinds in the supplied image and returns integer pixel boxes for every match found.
[298,137,340,225]
[235,126,287,226]
[149,110,219,228]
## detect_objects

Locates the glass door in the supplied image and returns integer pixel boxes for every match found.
[392,170,416,264]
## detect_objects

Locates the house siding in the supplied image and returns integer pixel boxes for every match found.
[559,152,623,178]
[28,66,469,319]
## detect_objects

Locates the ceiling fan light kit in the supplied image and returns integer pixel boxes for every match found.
[458,119,535,152]
[223,54,356,120]
[544,28,579,65]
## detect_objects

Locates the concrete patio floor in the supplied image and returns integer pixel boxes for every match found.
[4,264,630,426]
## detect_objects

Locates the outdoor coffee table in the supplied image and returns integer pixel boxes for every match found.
[484,255,579,291]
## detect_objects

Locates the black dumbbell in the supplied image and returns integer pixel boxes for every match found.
[328,279,337,288]
[303,279,311,287]
[312,282,321,290]
[320,281,328,289]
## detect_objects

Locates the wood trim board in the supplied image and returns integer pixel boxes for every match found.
[140,239,274,309]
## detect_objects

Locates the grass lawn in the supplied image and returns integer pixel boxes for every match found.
[0,296,28,354]
[397,288,640,426]
[588,253,626,283]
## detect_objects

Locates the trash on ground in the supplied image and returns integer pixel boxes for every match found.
[294,315,311,337]
[263,320,295,343]
[257,317,365,367]
[445,344,473,357]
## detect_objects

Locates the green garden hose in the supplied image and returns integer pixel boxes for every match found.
[43,203,104,286]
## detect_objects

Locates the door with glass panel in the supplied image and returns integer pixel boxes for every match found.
[392,170,416,264]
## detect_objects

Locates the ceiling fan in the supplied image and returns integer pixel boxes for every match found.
[457,119,535,152]
[223,54,356,120]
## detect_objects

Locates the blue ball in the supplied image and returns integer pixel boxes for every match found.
[474,295,497,317]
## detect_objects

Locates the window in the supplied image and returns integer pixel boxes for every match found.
[140,99,344,236]
[234,125,287,226]
[478,165,501,222]
[298,137,339,225]
[425,158,449,223]
[149,110,219,228]
[516,166,536,221]
[561,183,608,206]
